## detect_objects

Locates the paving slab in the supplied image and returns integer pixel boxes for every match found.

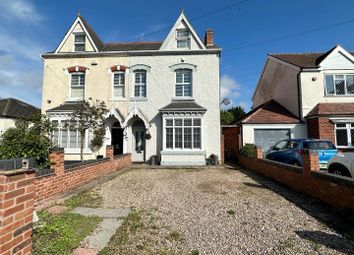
[70,207,130,218]
[83,219,123,251]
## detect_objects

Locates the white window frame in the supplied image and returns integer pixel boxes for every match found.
[112,71,125,99]
[324,74,354,96]
[334,122,354,148]
[70,72,85,100]
[175,69,193,97]
[176,29,191,49]
[74,32,86,52]
[163,116,203,151]
[134,70,147,98]
[51,118,93,153]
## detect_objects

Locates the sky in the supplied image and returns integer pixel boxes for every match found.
[1,0,354,110]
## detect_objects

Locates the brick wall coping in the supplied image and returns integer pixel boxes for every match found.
[0,168,35,176]
[64,158,110,171]
[312,171,354,188]
[50,147,65,153]
[113,153,132,159]
[258,158,303,173]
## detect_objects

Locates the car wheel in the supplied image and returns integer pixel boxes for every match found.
[328,164,352,177]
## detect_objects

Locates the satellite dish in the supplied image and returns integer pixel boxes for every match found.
[221,98,230,105]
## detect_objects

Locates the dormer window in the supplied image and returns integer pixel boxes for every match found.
[74,33,85,52]
[176,29,190,49]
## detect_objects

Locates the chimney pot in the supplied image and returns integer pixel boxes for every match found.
[204,29,214,47]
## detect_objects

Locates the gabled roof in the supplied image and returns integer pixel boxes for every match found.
[270,45,354,68]
[159,100,206,112]
[0,98,40,118]
[306,103,354,118]
[237,100,302,124]
[55,15,103,53]
[160,11,207,50]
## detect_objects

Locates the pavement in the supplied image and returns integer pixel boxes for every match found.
[71,207,130,254]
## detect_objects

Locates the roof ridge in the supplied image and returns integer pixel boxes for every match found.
[104,41,162,45]
[270,52,326,56]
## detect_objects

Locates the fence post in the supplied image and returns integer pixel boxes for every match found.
[0,169,35,255]
[302,149,319,176]
[49,148,65,176]
[256,146,263,159]
[106,146,114,160]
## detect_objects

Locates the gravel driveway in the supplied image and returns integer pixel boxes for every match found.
[100,165,354,255]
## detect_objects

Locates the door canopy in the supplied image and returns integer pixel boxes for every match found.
[123,106,150,129]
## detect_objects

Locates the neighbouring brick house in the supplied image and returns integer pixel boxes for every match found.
[235,45,354,151]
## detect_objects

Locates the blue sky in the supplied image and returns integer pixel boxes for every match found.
[1,0,354,110]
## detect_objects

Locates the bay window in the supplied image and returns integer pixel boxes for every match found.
[335,123,354,147]
[51,120,92,150]
[165,117,201,150]
[325,74,354,96]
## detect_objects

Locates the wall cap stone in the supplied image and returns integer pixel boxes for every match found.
[0,168,36,176]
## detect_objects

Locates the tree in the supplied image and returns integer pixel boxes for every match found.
[227,106,246,122]
[220,110,234,125]
[0,113,56,168]
[65,100,108,162]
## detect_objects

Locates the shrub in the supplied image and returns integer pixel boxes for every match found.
[240,143,257,158]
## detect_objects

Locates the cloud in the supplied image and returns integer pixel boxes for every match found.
[0,0,43,24]
[220,74,242,99]
[0,33,43,61]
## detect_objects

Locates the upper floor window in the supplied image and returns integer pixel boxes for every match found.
[134,70,147,97]
[71,72,85,98]
[113,71,125,98]
[74,33,85,52]
[176,29,190,49]
[176,69,192,97]
[325,74,354,96]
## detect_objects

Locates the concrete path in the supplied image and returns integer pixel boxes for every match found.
[71,207,130,254]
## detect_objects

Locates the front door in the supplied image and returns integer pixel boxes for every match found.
[111,128,123,155]
[132,125,145,162]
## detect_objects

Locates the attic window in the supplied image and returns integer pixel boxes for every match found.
[74,33,85,52]
[176,29,190,49]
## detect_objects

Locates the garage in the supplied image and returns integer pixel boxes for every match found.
[254,129,290,152]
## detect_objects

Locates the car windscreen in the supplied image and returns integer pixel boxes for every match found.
[302,141,336,150]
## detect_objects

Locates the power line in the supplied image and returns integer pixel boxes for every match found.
[127,0,251,42]
[224,17,354,53]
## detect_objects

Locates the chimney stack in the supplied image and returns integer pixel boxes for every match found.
[204,29,214,47]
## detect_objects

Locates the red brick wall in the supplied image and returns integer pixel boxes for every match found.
[222,126,241,160]
[35,147,131,205]
[307,116,335,144]
[0,170,35,255]
[237,150,354,211]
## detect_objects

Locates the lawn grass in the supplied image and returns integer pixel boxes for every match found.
[64,188,103,208]
[32,210,102,255]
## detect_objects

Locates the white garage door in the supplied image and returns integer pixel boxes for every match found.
[254,129,290,152]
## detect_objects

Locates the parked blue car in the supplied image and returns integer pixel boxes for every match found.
[265,139,337,169]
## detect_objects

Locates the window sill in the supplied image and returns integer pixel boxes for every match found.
[172,97,194,101]
[64,148,93,154]
[109,98,127,102]
[65,98,83,102]
[130,97,148,102]
[324,95,354,97]
[336,146,354,149]
[161,150,205,155]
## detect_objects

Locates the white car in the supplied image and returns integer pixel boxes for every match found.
[327,153,354,178]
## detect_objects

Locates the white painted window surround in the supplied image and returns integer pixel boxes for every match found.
[112,71,125,98]
[51,119,92,153]
[74,33,85,52]
[334,122,354,148]
[164,117,202,151]
[70,72,85,99]
[324,74,354,96]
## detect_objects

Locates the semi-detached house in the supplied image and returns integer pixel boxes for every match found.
[237,45,354,152]
[41,11,221,165]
